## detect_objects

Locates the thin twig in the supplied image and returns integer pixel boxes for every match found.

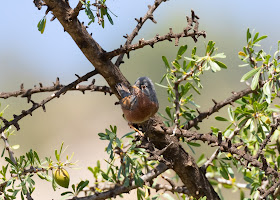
[0,70,98,133]
[114,0,168,67]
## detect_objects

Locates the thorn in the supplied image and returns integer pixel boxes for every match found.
[126,52,130,59]
[50,15,56,21]
[20,83,24,90]
[90,33,93,36]
[212,99,218,105]
[82,21,84,25]
[149,15,157,24]
[115,101,120,105]
[123,34,128,39]
[42,104,46,112]
[39,83,43,88]
[228,140,231,148]
[92,79,95,85]
[169,28,173,34]
[56,77,60,85]
[13,114,18,119]
[196,108,200,114]
[120,61,124,64]
[149,43,154,48]
[135,18,140,23]
[218,131,222,145]
[175,37,179,46]
[244,146,248,153]
[14,123,20,131]
[75,74,80,79]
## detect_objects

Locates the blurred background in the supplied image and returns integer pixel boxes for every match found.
[1,0,280,199]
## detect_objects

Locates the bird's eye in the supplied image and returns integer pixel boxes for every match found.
[141,85,146,89]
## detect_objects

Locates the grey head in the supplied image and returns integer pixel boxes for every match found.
[134,77,158,104]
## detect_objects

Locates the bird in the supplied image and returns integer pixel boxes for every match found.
[116,77,159,125]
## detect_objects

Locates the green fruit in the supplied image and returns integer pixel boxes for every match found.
[53,168,70,188]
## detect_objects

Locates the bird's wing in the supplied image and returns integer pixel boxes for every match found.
[120,94,138,110]
[116,83,130,98]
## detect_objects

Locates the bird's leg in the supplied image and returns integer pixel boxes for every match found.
[128,123,144,137]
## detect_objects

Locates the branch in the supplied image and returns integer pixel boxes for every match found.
[184,87,255,129]
[159,127,280,178]
[114,0,168,67]
[260,178,280,199]
[1,131,17,165]
[70,163,168,200]
[254,117,280,160]
[0,70,98,133]
[202,125,241,171]
[0,78,113,99]
[106,29,206,59]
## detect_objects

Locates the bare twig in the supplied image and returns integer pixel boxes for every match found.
[114,0,168,67]
[254,117,280,160]
[0,70,98,133]
[107,27,206,60]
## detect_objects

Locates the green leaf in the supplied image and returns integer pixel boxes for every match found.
[187,142,201,147]
[212,53,226,59]
[251,67,262,90]
[209,60,221,72]
[214,60,227,69]
[37,16,46,34]
[121,131,135,139]
[253,32,259,42]
[263,81,271,103]
[240,67,260,82]
[162,56,170,69]
[215,116,228,121]
[106,12,114,25]
[246,28,251,43]
[253,35,268,44]
[176,45,188,60]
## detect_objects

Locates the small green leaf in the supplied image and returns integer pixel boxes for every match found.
[176,45,188,60]
[162,56,170,69]
[209,60,221,72]
[214,60,227,69]
[251,67,262,90]
[240,67,260,82]
[106,12,114,25]
[37,16,46,34]
[246,28,251,43]
[253,35,268,44]
[187,142,201,147]
[215,116,228,121]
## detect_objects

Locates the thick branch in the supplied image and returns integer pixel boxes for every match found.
[42,0,129,95]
